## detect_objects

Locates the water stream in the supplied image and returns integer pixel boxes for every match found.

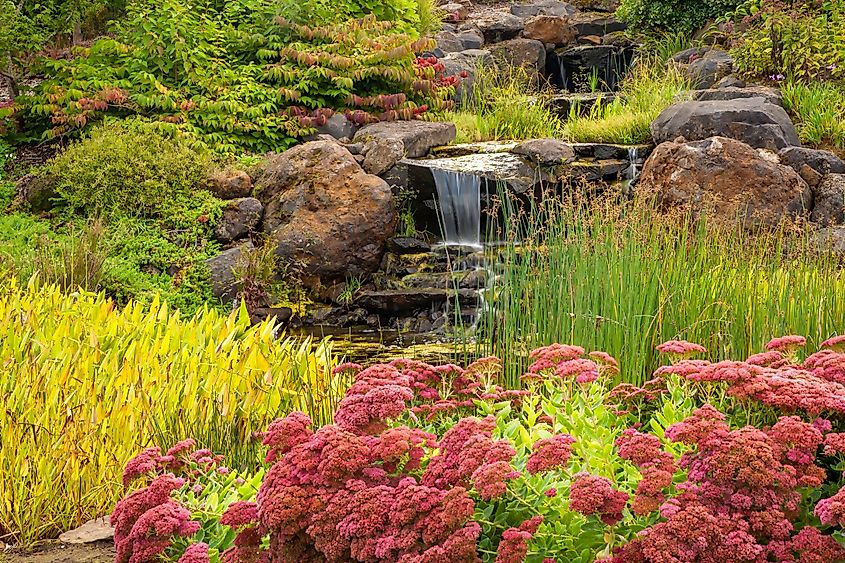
[431,169,482,248]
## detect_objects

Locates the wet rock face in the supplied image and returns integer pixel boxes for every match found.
[638,136,812,229]
[651,98,800,151]
[255,140,396,286]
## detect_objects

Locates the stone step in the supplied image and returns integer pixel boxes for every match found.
[356,289,480,315]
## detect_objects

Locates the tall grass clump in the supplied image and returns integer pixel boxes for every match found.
[781,79,845,154]
[562,55,691,145]
[441,67,564,143]
[0,280,342,545]
[482,197,845,388]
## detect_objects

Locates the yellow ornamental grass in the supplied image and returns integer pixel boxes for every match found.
[0,279,342,545]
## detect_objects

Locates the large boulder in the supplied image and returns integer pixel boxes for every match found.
[205,168,253,200]
[651,98,800,151]
[638,136,812,228]
[513,138,576,165]
[354,121,456,158]
[13,173,57,211]
[693,86,783,107]
[570,0,619,11]
[811,174,845,226]
[439,50,494,103]
[488,38,547,80]
[522,15,576,46]
[255,140,396,286]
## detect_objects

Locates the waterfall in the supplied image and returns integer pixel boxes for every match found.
[431,168,482,248]
[626,146,640,182]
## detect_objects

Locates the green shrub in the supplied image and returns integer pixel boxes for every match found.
[45,121,219,231]
[730,0,845,81]
[617,0,741,36]
[16,0,453,153]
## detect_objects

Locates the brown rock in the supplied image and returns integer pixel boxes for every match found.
[638,136,812,228]
[214,197,263,242]
[206,168,253,199]
[522,15,576,46]
[255,140,396,286]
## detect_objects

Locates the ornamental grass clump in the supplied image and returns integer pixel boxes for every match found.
[0,279,337,545]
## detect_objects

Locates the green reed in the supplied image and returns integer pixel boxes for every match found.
[481,196,845,387]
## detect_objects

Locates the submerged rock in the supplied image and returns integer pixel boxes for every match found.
[638,136,811,228]
[387,237,432,254]
[255,140,396,286]
[651,98,800,150]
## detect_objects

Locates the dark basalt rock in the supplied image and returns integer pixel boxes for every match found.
[356,289,479,315]
[651,98,800,151]
[387,237,432,254]
[206,242,253,301]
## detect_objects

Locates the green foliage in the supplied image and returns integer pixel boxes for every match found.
[781,79,845,153]
[443,68,564,143]
[45,121,219,232]
[481,198,845,388]
[730,0,845,81]
[16,0,452,153]
[562,55,691,145]
[168,468,265,560]
[0,212,220,317]
[617,0,741,36]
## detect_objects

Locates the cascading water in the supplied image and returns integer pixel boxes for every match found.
[626,146,640,182]
[431,168,482,248]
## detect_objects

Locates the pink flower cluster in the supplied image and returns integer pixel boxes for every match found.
[422,416,517,493]
[607,405,842,562]
[616,428,676,515]
[655,340,706,358]
[568,473,629,526]
[495,516,543,563]
[112,474,199,563]
[526,344,616,384]
[606,377,666,417]
[655,337,845,416]
[525,434,576,475]
[121,439,225,486]
[234,408,483,562]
